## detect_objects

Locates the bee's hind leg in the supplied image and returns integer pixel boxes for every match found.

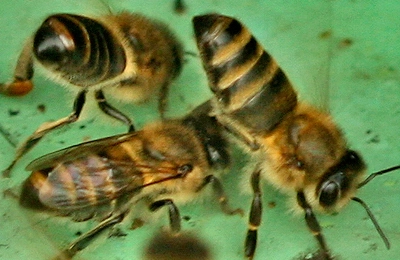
[54,212,126,260]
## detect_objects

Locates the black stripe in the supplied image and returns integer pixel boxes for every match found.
[218,51,273,106]
[231,69,297,132]
[209,37,259,91]
[197,17,243,66]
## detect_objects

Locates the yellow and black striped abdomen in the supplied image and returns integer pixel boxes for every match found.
[33,13,126,87]
[193,14,298,132]
[20,153,143,221]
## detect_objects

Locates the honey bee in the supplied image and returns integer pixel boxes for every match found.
[193,13,400,259]
[2,11,183,177]
[19,101,242,259]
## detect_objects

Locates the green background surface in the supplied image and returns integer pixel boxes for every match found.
[1,0,400,259]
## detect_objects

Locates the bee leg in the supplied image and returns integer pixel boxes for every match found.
[0,38,34,96]
[297,191,332,259]
[245,169,262,260]
[198,175,243,216]
[95,90,135,132]
[149,199,181,233]
[2,90,87,178]
[215,114,260,151]
[157,82,170,120]
[55,212,126,260]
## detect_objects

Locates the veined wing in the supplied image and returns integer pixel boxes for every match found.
[26,132,139,171]
[36,154,185,211]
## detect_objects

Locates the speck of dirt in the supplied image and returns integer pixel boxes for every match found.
[130,218,145,230]
[37,104,46,113]
[108,228,127,238]
[319,30,332,39]
[338,38,353,48]
[8,109,20,116]
[182,216,191,221]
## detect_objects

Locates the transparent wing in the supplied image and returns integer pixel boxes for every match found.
[40,157,144,210]
[26,132,139,171]
[37,154,183,211]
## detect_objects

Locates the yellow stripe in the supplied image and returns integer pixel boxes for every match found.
[211,29,252,66]
[226,56,280,112]
[217,44,264,90]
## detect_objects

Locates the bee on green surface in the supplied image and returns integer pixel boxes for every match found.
[20,101,241,258]
[2,11,183,177]
[193,13,400,259]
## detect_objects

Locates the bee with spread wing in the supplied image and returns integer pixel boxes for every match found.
[19,101,242,258]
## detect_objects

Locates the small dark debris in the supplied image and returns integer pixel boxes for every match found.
[75,231,82,236]
[268,201,276,208]
[367,135,380,144]
[363,243,378,254]
[108,227,127,238]
[319,30,332,39]
[37,104,46,113]
[362,236,370,241]
[8,109,20,116]
[130,218,145,230]
[338,38,353,48]
[182,216,191,221]
[58,140,65,145]
[365,130,380,143]
[174,0,186,14]
[79,125,86,129]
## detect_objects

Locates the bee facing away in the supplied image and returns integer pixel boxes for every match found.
[19,101,242,259]
[2,12,183,177]
[193,14,400,259]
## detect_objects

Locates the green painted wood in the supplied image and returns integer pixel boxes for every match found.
[0,1,399,259]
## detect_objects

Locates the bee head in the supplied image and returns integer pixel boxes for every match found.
[316,150,366,211]
[315,150,400,249]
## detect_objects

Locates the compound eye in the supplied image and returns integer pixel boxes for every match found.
[319,180,340,207]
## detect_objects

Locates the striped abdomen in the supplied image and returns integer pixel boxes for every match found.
[33,13,126,87]
[20,154,143,221]
[193,14,298,132]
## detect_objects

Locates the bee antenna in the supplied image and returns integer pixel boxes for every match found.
[357,165,400,188]
[351,197,390,249]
